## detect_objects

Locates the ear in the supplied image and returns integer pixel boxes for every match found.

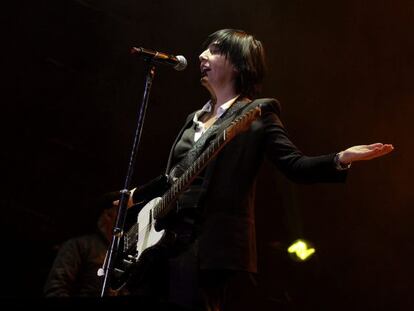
[232,66,240,80]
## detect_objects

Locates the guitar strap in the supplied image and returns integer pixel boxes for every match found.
[169,98,252,214]
[169,98,252,180]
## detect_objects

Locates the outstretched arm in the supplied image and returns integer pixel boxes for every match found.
[337,143,394,165]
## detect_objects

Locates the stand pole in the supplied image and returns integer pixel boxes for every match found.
[100,62,156,297]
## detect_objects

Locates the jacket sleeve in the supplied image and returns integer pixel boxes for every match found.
[261,99,347,183]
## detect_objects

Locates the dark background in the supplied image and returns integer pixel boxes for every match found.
[2,0,413,309]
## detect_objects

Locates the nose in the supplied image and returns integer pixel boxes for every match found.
[199,49,209,62]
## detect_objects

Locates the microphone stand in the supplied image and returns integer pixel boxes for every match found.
[100,61,156,297]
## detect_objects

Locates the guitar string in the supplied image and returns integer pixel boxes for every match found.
[124,138,222,249]
[122,112,256,250]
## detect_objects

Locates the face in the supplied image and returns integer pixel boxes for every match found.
[199,43,238,92]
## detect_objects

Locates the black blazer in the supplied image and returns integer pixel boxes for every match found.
[164,98,346,273]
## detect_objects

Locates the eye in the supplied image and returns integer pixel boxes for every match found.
[209,43,221,55]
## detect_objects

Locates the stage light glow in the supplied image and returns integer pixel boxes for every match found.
[287,239,315,261]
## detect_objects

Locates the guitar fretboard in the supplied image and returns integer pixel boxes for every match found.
[123,106,261,250]
[155,132,226,219]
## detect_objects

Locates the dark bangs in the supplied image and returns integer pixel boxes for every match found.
[202,29,266,98]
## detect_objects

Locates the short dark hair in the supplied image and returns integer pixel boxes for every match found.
[202,29,266,98]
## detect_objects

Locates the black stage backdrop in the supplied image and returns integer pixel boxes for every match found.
[2,0,413,310]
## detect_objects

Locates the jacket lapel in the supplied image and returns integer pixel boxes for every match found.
[203,97,252,140]
[164,97,252,175]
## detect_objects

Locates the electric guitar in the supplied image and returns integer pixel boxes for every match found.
[110,105,262,290]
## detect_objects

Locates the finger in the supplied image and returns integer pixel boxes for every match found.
[367,146,394,159]
[366,143,384,149]
[380,145,394,155]
[376,144,394,154]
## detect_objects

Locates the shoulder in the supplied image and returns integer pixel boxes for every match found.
[61,233,101,250]
[249,98,281,116]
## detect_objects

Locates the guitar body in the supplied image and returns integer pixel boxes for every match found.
[135,197,165,258]
[111,197,177,291]
[110,175,174,291]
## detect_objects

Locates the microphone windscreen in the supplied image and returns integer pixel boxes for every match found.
[174,55,187,71]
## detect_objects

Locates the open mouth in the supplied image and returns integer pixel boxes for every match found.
[201,68,210,77]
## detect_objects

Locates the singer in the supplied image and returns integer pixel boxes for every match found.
[124,29,393,310]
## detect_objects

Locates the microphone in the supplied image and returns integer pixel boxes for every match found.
[130,47,187,71]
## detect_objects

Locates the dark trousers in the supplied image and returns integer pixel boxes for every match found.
[126,241,260,311]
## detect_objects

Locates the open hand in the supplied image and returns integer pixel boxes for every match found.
[338,143,394,164]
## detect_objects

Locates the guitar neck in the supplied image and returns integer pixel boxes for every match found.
[154,105,261,219]
[122,106,261,251]
[121,131,226,250]
[154,131,226,219]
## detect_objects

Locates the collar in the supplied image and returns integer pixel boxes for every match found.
[194,94,240,125]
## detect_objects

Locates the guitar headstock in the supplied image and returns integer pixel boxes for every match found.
[225,106,261,140]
